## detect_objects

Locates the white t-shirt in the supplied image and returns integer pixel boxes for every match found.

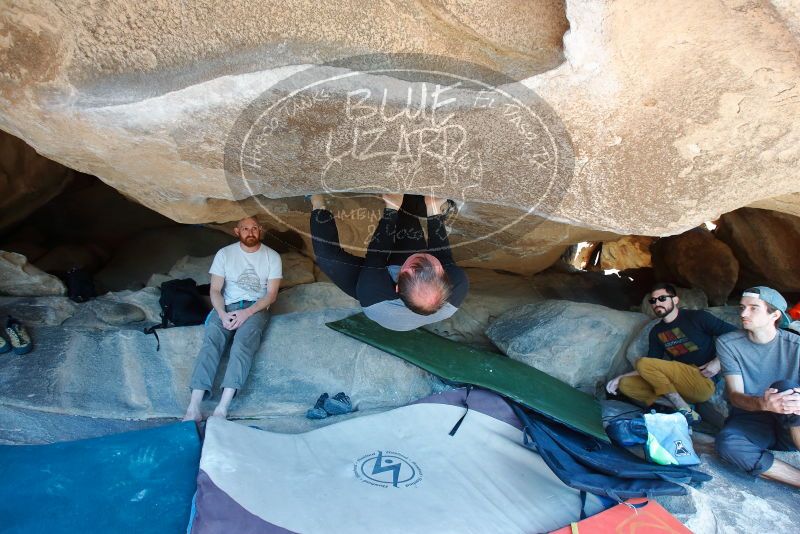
[209,243,282,305]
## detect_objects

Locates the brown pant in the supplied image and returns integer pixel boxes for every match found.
[619,357,715,406]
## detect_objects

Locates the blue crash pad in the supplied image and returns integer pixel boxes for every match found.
[0,422,200,534]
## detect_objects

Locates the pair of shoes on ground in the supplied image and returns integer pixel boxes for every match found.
[0,316,32,355]
[306,392,353,420]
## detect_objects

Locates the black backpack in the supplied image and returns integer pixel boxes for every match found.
[65,267,96,303]
[144,278,210,350]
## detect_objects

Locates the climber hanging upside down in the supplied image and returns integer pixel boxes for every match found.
[308,193,469,331]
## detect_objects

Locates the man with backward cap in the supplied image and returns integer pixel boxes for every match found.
[715,286,800,488]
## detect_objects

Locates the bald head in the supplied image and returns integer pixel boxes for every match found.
[237,216,259,229]
[397,255,452,315]
[403,282,448,314]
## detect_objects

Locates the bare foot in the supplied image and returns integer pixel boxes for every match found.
[182,407,202,422]
[211,407,228,419]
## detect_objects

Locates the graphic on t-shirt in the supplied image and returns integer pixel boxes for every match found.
[234,266,263,296]
[658,328,699,357]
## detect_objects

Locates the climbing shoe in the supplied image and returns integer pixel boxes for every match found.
[5,316,32,355]
[323,392,353,416]
[678,407,701,427]
[441,199,459,219]
[306,393,329,420]
[0,333,9,354]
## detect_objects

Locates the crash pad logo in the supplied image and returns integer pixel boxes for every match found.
[674,440,690,457]
[354,450,422,488]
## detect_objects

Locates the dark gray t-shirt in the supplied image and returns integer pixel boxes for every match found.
[716,329,800,396]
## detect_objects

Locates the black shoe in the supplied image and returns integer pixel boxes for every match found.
[323,392,353,416]
[442,199,457,216]
[306,393,329,419]
[678,407,702,427]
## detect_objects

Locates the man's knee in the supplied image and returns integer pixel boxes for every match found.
[716,428,740,461]
[228,342,259,365]
[770,380,800,392]
[233,313,268,339]
[716,427,773,476]
[197,315,231,356]
[203,311,229,335]
[230,325,265,359]
[769,380,800,429]
[617,377,654,405]
[618,376,640,394]
[634,357,661,374]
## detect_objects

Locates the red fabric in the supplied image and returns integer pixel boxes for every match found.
[549,498,691,534]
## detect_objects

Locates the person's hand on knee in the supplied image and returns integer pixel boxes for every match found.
[762,387,798,414]
[782,389,800,416]
[606,375,622,395]
[228,309,252,330]
[219,311,236,330]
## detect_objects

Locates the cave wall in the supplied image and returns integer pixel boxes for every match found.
[0,130,73,231]
[1,1,799,274]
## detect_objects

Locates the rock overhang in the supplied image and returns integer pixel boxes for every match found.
[1,0,799,274]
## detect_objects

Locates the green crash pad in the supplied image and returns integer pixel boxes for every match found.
[327,313,608,442]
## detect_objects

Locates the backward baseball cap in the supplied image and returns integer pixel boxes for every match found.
[742,286,791,328]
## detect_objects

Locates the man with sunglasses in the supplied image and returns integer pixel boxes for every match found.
[715,286,800,488]
[606,283,737,424]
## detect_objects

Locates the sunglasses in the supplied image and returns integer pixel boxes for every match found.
[648,295,674,305]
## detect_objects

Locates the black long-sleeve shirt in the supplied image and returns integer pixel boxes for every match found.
[357,209,468,331]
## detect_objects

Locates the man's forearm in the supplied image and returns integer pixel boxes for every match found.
[210,290,226,316]
[248,291,277,314]
[728,391,764,412]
